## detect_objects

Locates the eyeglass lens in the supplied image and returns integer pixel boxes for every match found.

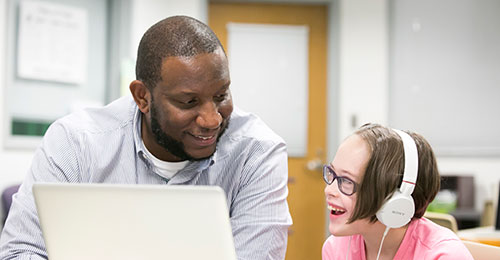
[323,165,356,196]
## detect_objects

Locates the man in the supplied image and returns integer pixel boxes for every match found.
[0,16,292,259]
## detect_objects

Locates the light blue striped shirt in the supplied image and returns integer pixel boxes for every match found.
[0,96,292,260]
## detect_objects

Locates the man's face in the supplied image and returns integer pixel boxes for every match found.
[145,49,233,161]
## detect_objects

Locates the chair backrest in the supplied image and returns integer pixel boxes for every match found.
[2,184,21,224]
[462,240,500,259]
[424,211,459,233]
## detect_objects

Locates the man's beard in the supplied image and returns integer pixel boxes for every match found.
[150,101,229,161]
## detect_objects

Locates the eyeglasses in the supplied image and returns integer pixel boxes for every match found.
[323,165,358,196]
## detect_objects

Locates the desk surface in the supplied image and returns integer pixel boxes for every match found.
[458,226,500,247]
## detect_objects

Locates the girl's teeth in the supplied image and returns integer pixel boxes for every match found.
[327,205,346,213]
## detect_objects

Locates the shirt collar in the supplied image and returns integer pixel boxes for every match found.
[133,106,145,156]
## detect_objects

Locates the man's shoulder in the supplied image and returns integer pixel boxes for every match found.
[55,95,137,134]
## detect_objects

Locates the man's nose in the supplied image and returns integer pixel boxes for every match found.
[196,102,222,129]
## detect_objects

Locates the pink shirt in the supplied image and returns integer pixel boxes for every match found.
[322,217,474,260]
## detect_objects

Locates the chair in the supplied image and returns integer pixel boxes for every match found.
[462,240,500,260]
[424,211,459,233]
[2,184,21,224]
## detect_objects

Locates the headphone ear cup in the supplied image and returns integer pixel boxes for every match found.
[376,191,415,229]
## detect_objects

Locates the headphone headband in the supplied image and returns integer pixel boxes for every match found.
[375,128,419,229]
[392,129,418,196]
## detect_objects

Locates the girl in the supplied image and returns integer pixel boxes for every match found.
[322,123,473,260]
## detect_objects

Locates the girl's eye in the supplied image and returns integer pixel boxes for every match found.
[343,178,354,185]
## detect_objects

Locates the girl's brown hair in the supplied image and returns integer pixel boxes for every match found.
[347,123,440,223]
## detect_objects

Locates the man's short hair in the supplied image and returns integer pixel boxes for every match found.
[348,123,441,223]
[135,15,225,90]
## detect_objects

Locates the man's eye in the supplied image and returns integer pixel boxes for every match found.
[177,99,197,106]
[215,94,227,102]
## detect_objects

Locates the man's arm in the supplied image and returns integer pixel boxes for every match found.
[0,122,80,259]
[230,141,292,260]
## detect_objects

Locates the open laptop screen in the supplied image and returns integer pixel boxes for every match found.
[33,183,237,260]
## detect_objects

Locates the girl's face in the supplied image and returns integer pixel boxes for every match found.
[324,134,372,236]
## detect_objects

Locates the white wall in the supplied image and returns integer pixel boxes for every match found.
[129,0,207,59]
[0,0,36,192]
[336,0,389,141]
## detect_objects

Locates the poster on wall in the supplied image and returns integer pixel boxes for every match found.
[17,0,88,84]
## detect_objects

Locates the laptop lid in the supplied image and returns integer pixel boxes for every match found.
[33,183,237,260]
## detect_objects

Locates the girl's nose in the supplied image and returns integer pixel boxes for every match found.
[324,181,340,197]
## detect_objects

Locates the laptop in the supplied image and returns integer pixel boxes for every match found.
[33,183,237,260]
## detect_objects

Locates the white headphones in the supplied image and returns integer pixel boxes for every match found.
[375,129,419,229]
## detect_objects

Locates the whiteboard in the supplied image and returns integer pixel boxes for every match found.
[227,23,309,157]
[389,0,500,156]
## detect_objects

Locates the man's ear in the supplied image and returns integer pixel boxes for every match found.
[130,80,151,114]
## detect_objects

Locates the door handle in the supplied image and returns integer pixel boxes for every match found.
[306,158,323,171]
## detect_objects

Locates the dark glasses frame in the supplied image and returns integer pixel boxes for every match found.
[323,165,358,196]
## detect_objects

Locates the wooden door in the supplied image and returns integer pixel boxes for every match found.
[209,3,328,260]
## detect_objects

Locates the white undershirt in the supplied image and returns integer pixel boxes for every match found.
[142,140,189,180]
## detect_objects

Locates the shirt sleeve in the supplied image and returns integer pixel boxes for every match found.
[229,140,292,260]
[0,122,81,259]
